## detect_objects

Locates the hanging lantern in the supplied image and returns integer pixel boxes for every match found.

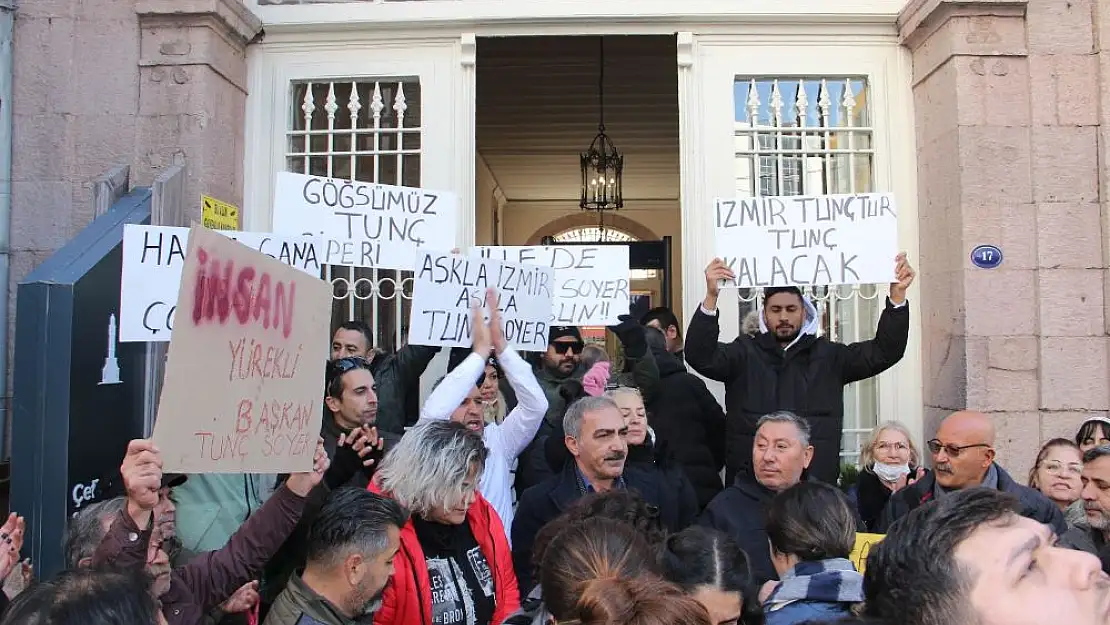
[580,37,624,213]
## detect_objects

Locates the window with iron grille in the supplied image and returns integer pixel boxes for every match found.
[733,76,880,465]
[288,79,422,352]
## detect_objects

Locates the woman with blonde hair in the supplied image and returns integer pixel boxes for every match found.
[1028,438,1085,528]
[854,421,927,532]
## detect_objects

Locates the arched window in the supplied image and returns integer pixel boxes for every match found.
[552,226,637,244]
[552,226,657,279]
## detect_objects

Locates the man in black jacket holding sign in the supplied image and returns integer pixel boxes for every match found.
[685,253,914,485]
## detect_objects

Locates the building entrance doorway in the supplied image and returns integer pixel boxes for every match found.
[474,34,681,326]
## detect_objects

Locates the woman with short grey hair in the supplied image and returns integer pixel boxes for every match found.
[371,421,520,625]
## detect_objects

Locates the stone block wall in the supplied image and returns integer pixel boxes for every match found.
[900,0,1110,479]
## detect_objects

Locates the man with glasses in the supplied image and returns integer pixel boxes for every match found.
[1062,446,1110,570]
[876,410,1066,534]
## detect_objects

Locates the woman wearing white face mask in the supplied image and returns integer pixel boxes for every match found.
[855,421,927,532]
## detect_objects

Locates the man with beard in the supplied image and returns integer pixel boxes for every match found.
[512,318,660,496]
[329,321,441,434]
[686,254,914,485]
[422,290,547,535]
[511,396,691,594]
[876,411,1066,534]
[264,488,408,625]
[1062,446,1110,571]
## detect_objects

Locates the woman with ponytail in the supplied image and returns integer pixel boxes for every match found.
[540,517,711,625]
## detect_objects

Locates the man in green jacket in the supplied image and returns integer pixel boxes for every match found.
[264,488,407,625]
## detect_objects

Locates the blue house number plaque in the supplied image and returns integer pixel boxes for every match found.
[970,245,1003,269]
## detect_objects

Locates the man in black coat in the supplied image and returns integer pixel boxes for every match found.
[686,254,915,484]
[875,410,1067,535]
[511,395,696,594]
[698,410,816,585]
[329,320,441,434]
[643,326,726,509]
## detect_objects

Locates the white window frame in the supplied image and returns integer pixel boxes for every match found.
[243,36,475,245]
[243,35,478,401]
[678,32,922,455]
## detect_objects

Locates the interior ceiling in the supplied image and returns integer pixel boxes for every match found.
[476,35,680,203]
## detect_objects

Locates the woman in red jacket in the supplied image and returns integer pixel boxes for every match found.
[371,420,519,625]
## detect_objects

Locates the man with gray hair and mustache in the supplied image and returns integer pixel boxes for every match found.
[876,410,1066,535]
[510,395,689,594]
[1062,445,1110,572]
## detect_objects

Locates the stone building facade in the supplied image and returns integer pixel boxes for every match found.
[8,0,1109,478]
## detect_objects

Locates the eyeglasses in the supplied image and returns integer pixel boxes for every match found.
[926,439,991,457]
[1041,461,1082,476]
[876,441,910,452]
[552,341,584,355]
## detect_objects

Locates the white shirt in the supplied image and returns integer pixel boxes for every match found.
[420,348,548,539]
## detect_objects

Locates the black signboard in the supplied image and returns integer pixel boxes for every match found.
[11,188,153,576]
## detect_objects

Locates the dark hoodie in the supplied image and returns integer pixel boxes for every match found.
[697,474,779,585]
[685,295,909,485]
[645,338,727,509]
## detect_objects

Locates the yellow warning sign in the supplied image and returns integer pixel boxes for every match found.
[201,195,240,231]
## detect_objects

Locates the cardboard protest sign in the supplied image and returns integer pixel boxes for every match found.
[473,246,630,326]
[409,252,554,352]
[714,193,898,288]
[272,171,459,271]
[850,532,885,574]
[152,226,331,473]
[119,225,321,342]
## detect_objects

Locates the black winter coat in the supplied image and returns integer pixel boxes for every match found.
[509,352,660,498]
[511,461,696,594]
[646,345,726,509]
[697,474,779,585]
[367,344,441,434]
[684,299,910,485]
[874,464,1068,535]
[852,466,928,532]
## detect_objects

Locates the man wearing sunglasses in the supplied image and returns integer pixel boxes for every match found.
[875,410,1066,535]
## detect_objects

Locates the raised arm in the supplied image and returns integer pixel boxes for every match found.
[420,297,493,421]
[176,442,327,614]
[684,259,745,383]
[495,347,549,458]
[839,254,914,383]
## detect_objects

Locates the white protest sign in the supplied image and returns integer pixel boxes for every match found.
[272,172,459,271]
[472,245,630,326]
[152,226,331,474]
[714,193,899,288]
[409,252,554,352]
[120,224,321,342]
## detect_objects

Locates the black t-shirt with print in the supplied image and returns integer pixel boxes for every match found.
[413,516,496,625]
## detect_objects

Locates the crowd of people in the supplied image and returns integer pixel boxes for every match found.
[2,255,1110,625]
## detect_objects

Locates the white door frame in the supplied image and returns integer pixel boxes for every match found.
[676,31,922,451]
[241,2,921,447]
